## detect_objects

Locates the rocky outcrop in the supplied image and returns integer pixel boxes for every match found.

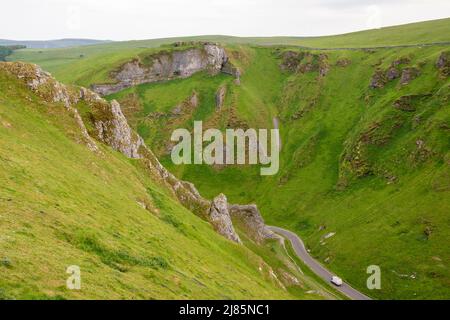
[207,194,275,244]
[189,91,199,108]
[370,57,420,89]
[215,86,226,110]
[318,54,330,77]
[436,51,449,77]
[336,58,351,67]
[209,194,241,243]
[1,61,276,246]
[0,62,98,152]
[386,66,401,81]
[171,91,199,116]
[94,100,145,158]
[228,204,276,244]
[280,51,303,72]
[221,60,241,79]
[370,69,387,88]
[393,94,431,112]
[280,51,329,77]
[400,67,420,85]
[92,44,228,96]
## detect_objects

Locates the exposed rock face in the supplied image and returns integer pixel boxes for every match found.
[386,66,401,81]
[370,69,387,89]
[94,100,145,158]
[400,67,420,85]
[336,58,351,67]
[298,59,315,73]
[280,51,329,78]
[92,44,228,96]
[204,44,228,72]
[189,91,199,108]
[171,91,198,116]
[170,179,211,216]
[370,57,420,89]
[228,204,276,244]
[318,54,330,77]
[279,270,302,287]
[393,94,431,112]
[280,51,303,72]
[436,51,449,77]
[221,60,241,79]
[209,194,241,243]
[215,86,226,110]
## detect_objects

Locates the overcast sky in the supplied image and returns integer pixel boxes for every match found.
[2,0,449,40]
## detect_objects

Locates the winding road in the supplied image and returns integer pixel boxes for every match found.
[269,226,372,300]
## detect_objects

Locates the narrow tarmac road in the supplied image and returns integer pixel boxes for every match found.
[269,226,372,300]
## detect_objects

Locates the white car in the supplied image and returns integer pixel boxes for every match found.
[331,276,343,286]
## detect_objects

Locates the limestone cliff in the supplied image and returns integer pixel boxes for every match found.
[228,204,276,244]
[209,194,241,243]
[92,43,228,96]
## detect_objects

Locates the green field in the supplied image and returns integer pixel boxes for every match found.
[4,18,450,300]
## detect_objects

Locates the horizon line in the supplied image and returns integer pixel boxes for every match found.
[1,16,448,43]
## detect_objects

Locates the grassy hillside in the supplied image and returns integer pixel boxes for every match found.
[0,68,334,300]
[4,18,450,300]
[105,45,449,299]
[255,46,450,300]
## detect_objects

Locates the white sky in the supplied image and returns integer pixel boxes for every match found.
[1,0,450,40]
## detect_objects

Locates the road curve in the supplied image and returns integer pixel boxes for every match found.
[269,226,372,300]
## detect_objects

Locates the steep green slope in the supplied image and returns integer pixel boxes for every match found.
[6,18,450,300]
[107,45,449,299]
[0,68,330,300]
[258,47,450,300]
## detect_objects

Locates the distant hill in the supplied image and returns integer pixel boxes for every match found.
[0,38,111,49]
